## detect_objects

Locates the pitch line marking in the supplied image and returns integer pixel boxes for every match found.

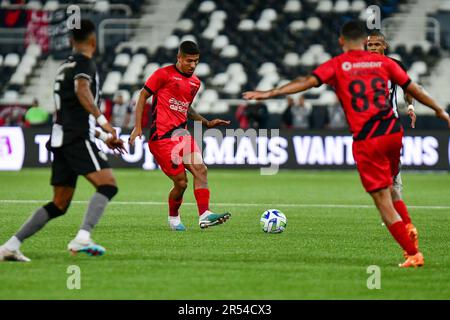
[0,200,449,210]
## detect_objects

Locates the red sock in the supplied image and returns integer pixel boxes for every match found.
[194,188,210,216]
[168,198,183,217]
[388,221,417,255]
[393,200,411,224]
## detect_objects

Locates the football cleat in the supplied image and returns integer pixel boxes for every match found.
[0,246,31,262]
[403,223,419,259]
[399,252,424,268]
[199,212,231,229]
[169,221,186,231]
[68,239,105,257]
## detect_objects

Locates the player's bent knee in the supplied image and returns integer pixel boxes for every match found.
[44,202,67,220]
[176,179,188,190]
[97,185,118,200]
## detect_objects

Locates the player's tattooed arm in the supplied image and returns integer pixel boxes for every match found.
[187,105,208,126]
[405,82,450,128]
[243,75,319,100]
[188,106,230,128]
[75,78,116,136]
[129,88,151,145]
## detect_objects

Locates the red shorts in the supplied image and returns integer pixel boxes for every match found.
[352,132,403,193]
[149,135,201,177]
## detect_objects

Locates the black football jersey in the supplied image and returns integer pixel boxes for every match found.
[389,58,407,118]
[51,53,99,147]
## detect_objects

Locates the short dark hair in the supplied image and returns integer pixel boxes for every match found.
[340,20,367,41]
[368,29,386,39]
[179,41,200,55]
[71,19,96,43]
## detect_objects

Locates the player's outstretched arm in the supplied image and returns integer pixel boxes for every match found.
[187,105,230,128]
[405,82,450,128]
[242,76,319,101]
[129,88,151,145]
[75,78,116,137]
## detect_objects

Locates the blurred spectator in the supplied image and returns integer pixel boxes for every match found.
[24,98,50,126]
[0,105,27,126]
[326,101,347,130]
[292,95,311,129]
[235,103,249,129]
[110,92,132,129]
[247,101,268,129]
[281,96,294,129]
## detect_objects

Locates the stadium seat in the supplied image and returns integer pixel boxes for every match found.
[351,0,367,12]
[212,35,229,50]
[176,19,194,33]
[211,73,229,86]
[3,90,19,103]
[44,0,59,11]
[255,19,272,31]
[317,0,333,13]
[284,0,302,13]
[220,45,239,58]
[306,17,321,31]
[238,19,255,31]
[94,0,110,13]
[290,20,305,32]
[143,63,160,78]
[283,52,300,67]
[113,53,131,68]
[199,1,216,13]
[410,61,428,76]
[223,81,241,95]
[196,63,211,78]
[164,35,180,50]
[334,0,350,13]
[4,54,20,68]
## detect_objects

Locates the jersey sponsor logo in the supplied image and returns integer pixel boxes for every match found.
[342,61,382,71]
[169,97,190,113]
[173,76,182,81]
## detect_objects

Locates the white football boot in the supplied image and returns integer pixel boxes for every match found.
[0,245,31,262]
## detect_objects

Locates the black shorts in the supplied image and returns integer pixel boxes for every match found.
[50,139,110,188]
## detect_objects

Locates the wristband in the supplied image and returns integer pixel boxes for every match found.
[98,131,113,142]
[97,114,108,126]
[407,105,415,112]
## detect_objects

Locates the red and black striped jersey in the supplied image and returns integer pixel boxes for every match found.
[144,65,201,141]
[312,50,411,140]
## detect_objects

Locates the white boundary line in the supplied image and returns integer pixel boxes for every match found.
[0,200,449,210]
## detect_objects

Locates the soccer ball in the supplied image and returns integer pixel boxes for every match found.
[260,209,287,233]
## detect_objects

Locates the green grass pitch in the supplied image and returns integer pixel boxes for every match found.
[0,168,449,299]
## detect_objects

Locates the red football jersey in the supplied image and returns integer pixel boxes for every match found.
[144,65,201,141]
[312,50,411,140]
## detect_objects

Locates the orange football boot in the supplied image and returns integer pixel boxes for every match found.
[403,223,419,259]
[399,252,424,268]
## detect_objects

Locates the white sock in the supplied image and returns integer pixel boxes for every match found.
[75,229,90,243]
[199,210,212,220]
[169,216,181,226]
[4,236,21,251]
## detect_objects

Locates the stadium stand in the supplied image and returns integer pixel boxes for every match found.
[0,0,449,129]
